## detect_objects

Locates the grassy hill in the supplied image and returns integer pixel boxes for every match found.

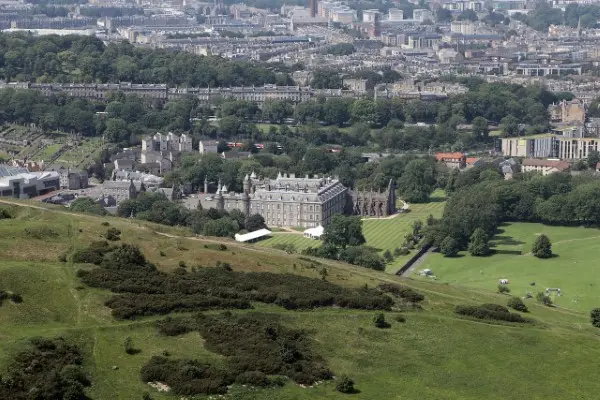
[1,201,600,399]
[413,221,600,313]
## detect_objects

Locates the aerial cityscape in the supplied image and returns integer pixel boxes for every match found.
[2,0,600,398]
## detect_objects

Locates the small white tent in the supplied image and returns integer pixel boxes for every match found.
[303,225,324,240]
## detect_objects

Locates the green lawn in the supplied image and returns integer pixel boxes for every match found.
[363,195,445,273]
[4,201,600,399]
[259,190,446,274]
[260,232,317,250]
[413,222,600,312]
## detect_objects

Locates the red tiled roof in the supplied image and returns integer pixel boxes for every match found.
[522,159,570,171]
[435,152,465,161]
[465,157,480,164]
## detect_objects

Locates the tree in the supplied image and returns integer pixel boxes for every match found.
[323,215,366,249]
[532,234,552,258]
[468,228,491,256]
[472,116,489,139]
[440,235,460,257]
[383,249,393,262]
[245,214,266,232]
[311,69,342,89]
[336,375,356,393]
[373,313,390,328]
[591,308,600,327]
[587,150,600,169]
[436,8,453,22]
[508,297,528,312]
[457,9,478,21]
[397,159,436,203]
[500,115,519,137]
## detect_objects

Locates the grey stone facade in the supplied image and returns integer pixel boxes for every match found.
[201,172,348,228]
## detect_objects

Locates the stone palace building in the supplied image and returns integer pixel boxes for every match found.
[199,172,395,228]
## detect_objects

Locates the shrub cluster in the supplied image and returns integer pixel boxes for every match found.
[76,244,393,319]
[302,245,385,271]
[145,313,332,396]
[0,208,13,219]
[105,227,122,241]
[336,375,356,394]
[507,296,528,312]
[72,240,114,265]
[0,337,90,400]
[0,290,23,306]
[378,283,425,303]
[455,304,529,323]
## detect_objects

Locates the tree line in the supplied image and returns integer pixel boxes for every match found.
[514,1,600,31]
[424,165,600,253]
[0,33,289,86]
[116,191,266,237]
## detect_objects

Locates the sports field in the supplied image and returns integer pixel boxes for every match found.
[259,191,446,274]
[413,222,600,312]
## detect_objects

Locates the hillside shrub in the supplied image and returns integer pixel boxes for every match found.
[507,297,528,312]
[591,308,600,327]
[455,304,529,323]
[378,283,425,303]
[0,208,12,219]
[9,293,23,303]
[76,243,393,319]
[497,285,510,294]
[124,337,140,355]
[0,291,22,306]
[72,240,113,265]
[336,375,356,394]
[373,313,390,328]
[145,313,333,396]
[0,337,90,399]
[536,292,553,306]
[105,227,121,241]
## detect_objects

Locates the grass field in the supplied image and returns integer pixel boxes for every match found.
[258,191,446,274]
[413,222,600,313]
[3,201,600,399]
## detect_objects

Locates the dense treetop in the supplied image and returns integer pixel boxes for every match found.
[0,33,288,86]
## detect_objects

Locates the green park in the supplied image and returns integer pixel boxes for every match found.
[415,221,600,313]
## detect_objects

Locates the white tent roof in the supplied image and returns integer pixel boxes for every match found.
[303,225,324,237]
[234,228,272,242]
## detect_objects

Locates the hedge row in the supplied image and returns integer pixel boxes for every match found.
[455,304,529,323]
